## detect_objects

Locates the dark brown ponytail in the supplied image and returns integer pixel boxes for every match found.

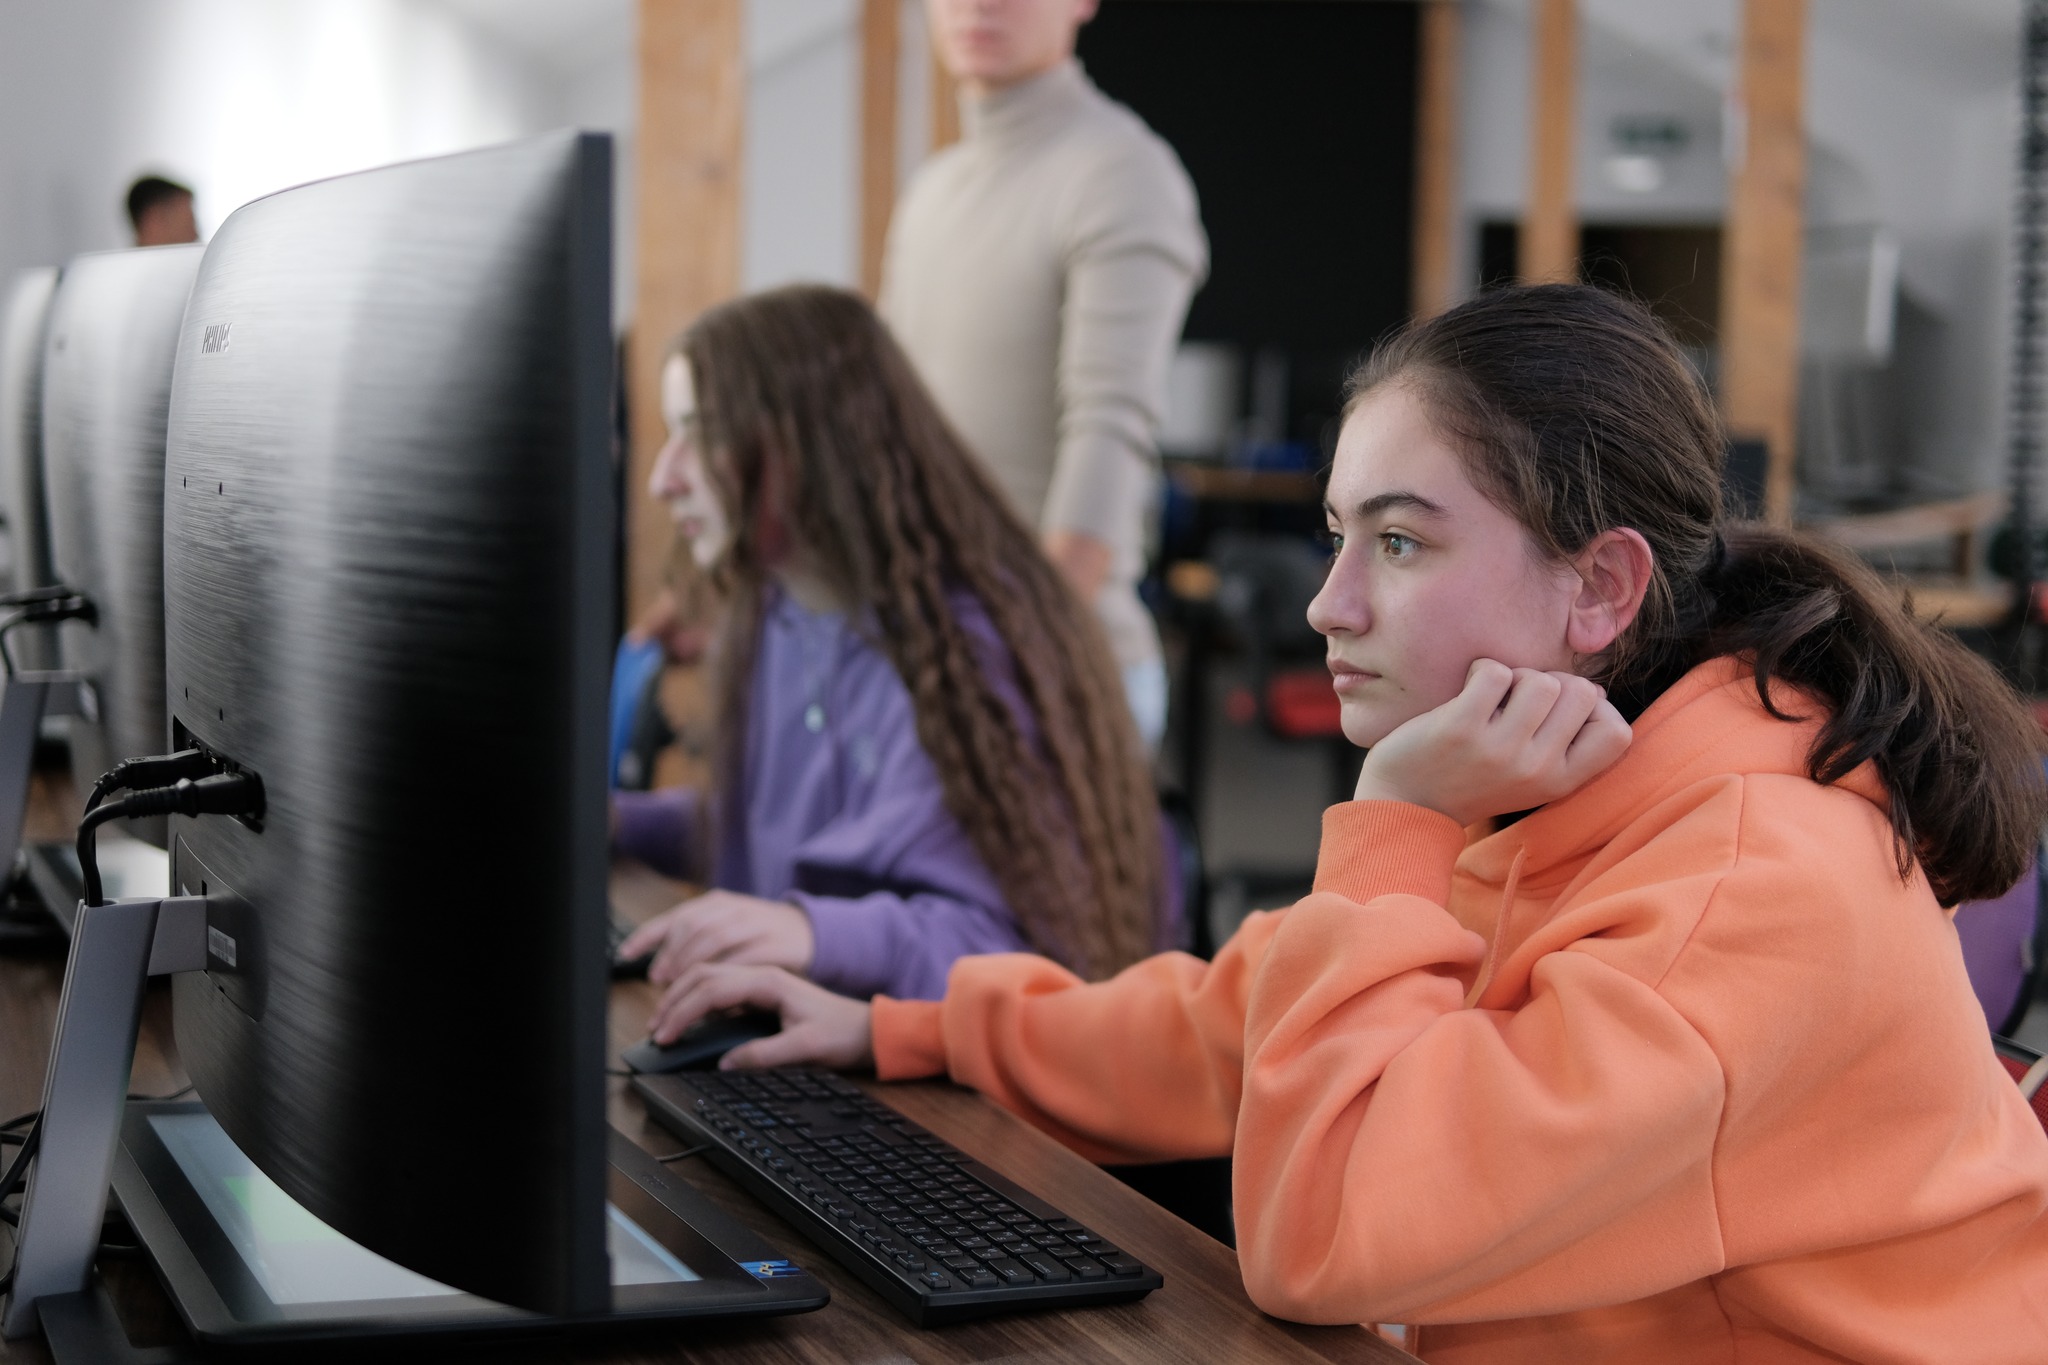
[1354,284,2045,906]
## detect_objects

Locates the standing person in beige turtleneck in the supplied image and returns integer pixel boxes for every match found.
[881,0,1207,748]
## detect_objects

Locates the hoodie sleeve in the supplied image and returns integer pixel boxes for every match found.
[873,799,1733,1326]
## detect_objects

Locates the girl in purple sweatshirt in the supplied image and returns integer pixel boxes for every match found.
[617,286,1164,1025]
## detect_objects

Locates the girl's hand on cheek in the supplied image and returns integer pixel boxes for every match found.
[1351,659,1631,826]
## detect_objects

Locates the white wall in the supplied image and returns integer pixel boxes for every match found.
[743,0,862,292]
[1459,0,2022,499]
[0,0,569,296]
[1459,2,1727,235]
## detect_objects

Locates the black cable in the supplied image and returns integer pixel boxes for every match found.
[78,772,265,907]
[84,750,215,818]
[0,1116,39,1216]
[0,586,82,610]
[653,1143,713,1164]
[76,799,132,910]
[0,590,95,679]
[0,1107,39,1293]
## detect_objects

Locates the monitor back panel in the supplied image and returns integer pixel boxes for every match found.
[161,133,615,1317]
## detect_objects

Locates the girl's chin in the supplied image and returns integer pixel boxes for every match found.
[1338,699,1413,751]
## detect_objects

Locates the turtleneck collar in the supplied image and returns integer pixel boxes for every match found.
[960,58,1091,145]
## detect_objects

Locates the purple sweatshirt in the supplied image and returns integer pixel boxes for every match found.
[612,585,1037,1001]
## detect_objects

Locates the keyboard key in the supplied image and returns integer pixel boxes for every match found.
[1060,1255,1109,1281]
[985,1257,1035,1286]
[963,1268,1000,1289]
[940,1255,979,1272]
[1100,1251,1146,1277]
[1016,1253,1071,1283]
[920,1270,955,1292]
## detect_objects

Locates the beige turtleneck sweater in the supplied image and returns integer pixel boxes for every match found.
[880,60,1207,671]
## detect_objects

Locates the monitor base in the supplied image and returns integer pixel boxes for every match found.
[38,1281,195,1365]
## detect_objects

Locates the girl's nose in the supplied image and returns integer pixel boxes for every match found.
[650,436,687,499]
[1307,550,1368,637]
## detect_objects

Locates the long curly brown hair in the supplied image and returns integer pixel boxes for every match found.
[674,285,1161,978]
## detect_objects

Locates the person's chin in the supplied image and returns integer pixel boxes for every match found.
[1337,699,1396,750]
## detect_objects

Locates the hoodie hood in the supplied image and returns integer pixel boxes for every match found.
[1458,656,1886,900]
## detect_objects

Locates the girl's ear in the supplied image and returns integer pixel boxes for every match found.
[1564,528,1655,658]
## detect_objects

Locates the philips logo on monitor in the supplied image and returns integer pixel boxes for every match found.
[201,323,231,355]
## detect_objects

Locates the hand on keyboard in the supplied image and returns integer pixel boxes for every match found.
[649,962,874,1071]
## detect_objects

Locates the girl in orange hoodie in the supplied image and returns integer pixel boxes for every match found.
[646,285,2048,1362]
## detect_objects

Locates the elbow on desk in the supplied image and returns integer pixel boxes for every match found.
[1235,1227,1383,1328]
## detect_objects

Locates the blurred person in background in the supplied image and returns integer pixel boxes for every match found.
[616,286,1169,1020]
[126,175,199,246]
[881,0,1207,749]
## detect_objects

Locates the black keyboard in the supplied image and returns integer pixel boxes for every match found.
[632,1067,1163,1324]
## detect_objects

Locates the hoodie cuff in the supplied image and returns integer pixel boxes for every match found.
[872,996,948,1081]
[1313,800,1467,906]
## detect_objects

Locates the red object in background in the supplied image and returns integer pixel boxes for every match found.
[1264,668,1345,739]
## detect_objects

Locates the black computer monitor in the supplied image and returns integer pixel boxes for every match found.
[0,268,63,657]
[159,131,617,1318]
[41,245,206,839]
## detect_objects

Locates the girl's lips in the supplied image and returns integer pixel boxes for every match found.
[1328,661,1381,693]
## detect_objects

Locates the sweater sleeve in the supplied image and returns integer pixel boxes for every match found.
[794,887,1030,1002]
[1041,138,1207,545]
[610,786,701,881]
[872,800,1733,1326]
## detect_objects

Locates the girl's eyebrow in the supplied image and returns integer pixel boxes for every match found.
[1323,491,1451,521]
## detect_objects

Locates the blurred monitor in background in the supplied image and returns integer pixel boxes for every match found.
[41,244,206,847]
[126,175,200,247]
[0,269,62,606]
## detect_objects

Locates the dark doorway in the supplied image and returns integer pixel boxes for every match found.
[1080,1,1419,444]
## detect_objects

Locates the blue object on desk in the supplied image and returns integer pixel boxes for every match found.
[610,635,666,788]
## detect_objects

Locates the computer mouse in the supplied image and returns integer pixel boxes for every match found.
[622,1009,782,1073]
[607,911,654,980]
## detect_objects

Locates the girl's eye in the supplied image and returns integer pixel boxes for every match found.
[1380,532,1417,559]
[1325,530,1346,554]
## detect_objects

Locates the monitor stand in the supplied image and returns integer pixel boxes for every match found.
[1,894,202,1343]
[0,670,89,937]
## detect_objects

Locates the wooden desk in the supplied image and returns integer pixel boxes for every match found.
[0,851,1413,1363]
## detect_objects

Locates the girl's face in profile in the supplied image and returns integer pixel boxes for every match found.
[1310,380,1584,748]
[650,355,731,570]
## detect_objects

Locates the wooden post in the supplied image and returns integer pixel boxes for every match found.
[629,0,744,625]
[1519,0,1577,284]
[1720,0,1809,526]
[860,0,902,299]
[1411,0,1463,317]
[930,46,960,151]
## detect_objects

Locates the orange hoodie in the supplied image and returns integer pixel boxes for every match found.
[871,658,2048,1362]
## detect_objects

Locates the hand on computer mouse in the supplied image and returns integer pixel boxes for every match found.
[649,962,873,1071]
[619,890,816,983]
